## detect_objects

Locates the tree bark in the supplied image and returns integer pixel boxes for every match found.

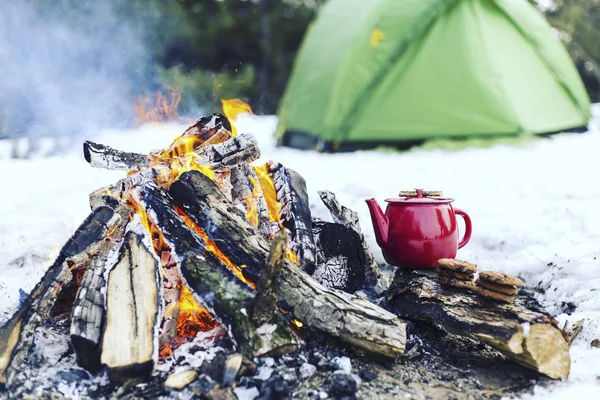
[387,271,570,379]
[166,171,406,357]
[253,230,287,325]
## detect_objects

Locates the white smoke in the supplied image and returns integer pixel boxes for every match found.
[0,0,150,142]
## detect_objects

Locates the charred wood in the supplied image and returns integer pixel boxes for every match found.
[70,204,131,371]
[100,231,161,381]
[168,171,406,357]
[388,271,570,379]
[253,231,287,325]
[0,206,120,386]
[267,161,315,273]
[141,183,302,358]
[311,220,366,293]
[83,133,259,173]
[317,190,387,295]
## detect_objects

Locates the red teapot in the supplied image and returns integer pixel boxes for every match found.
[365,189,472,268]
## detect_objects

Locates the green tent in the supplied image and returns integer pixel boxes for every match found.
[276,0,592,151]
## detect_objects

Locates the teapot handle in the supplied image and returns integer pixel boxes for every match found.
[455,208,472,249]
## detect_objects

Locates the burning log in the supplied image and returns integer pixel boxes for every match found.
[0,206,121,385]
[167,171,406,357]
[317,190,387,295]
[100,231,161,381]
[253,230,287,325]
[83,133,259,173]
[70,204,131,371]
[141,183,302,358]
[388,271,570,379]
[267,161,316,274]
[311,220,366,293]
[230,163,277,238]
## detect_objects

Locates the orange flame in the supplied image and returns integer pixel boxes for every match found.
[221,99,252,136]
[244,176,261,227]
[134,85,182,124]
[292,319,303,328]
[175,206,256,290]
[254,164,280,223]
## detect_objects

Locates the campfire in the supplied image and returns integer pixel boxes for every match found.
[0,108,573,398]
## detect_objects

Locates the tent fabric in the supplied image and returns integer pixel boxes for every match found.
[276,0,591,149]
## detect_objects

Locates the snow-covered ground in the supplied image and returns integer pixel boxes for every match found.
[1,108,600,398]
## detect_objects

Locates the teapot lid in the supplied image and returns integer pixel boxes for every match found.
[385,189,454,204]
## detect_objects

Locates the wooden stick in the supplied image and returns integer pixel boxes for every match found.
[317,190,387,295]
[100,231,161,381]
[167,171,406,357]
[0,206,120,386]
[140,184,302,358]
[388,271,570,379]
[253,230,287,325]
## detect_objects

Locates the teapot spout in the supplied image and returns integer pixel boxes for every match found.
[365,198,388,248]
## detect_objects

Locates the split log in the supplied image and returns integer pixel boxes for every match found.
[100,231,161,381]
[70,204,131,371]
[167,171,406,357]
[230,163,277,238]
[311,219,366,293]
[83,133,260,173]
[0,206,120,385]
[253,231,287,325]
[387,271,570,379]
[317,190,387,295]
[267,161,316,274]
[140,184,302,358]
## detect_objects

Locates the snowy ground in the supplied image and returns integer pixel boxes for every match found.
[1,108,600,398]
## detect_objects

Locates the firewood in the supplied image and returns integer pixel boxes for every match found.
[70,204,131,371]
[140,184,302,358]
[267,161,316,273]
[0,206,121,386]
[388,271,570,379]
[167,171,406,357]
[230,163,277,238]
[311,219,366,293]
[100,231,161,381]
[83,133,260,173]
[253,230,287,325]
[317,190,387,295]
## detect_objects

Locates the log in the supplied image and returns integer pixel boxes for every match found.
[230,163,277,238]
[0,206,120,386]
[253,230,287,325]
[83,133,260,173]
[100,230,161,381]
[311,219,366,293]
[387,271,570,379]
[267,161,316,273]
[317,190,387,295]
[140,184,302,358]
[70,204,131,371]
[167,171,406,357]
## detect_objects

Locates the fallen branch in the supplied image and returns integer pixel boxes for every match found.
[387,271,570,379]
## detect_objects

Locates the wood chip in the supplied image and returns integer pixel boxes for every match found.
[437,269,474,281]
[475,278,519,295]
[437,259,477,273]
[479,271,524,287]
[165,370,198,390]
[471,286,515,303]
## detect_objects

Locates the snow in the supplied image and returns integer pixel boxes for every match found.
[2,108,600,397]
